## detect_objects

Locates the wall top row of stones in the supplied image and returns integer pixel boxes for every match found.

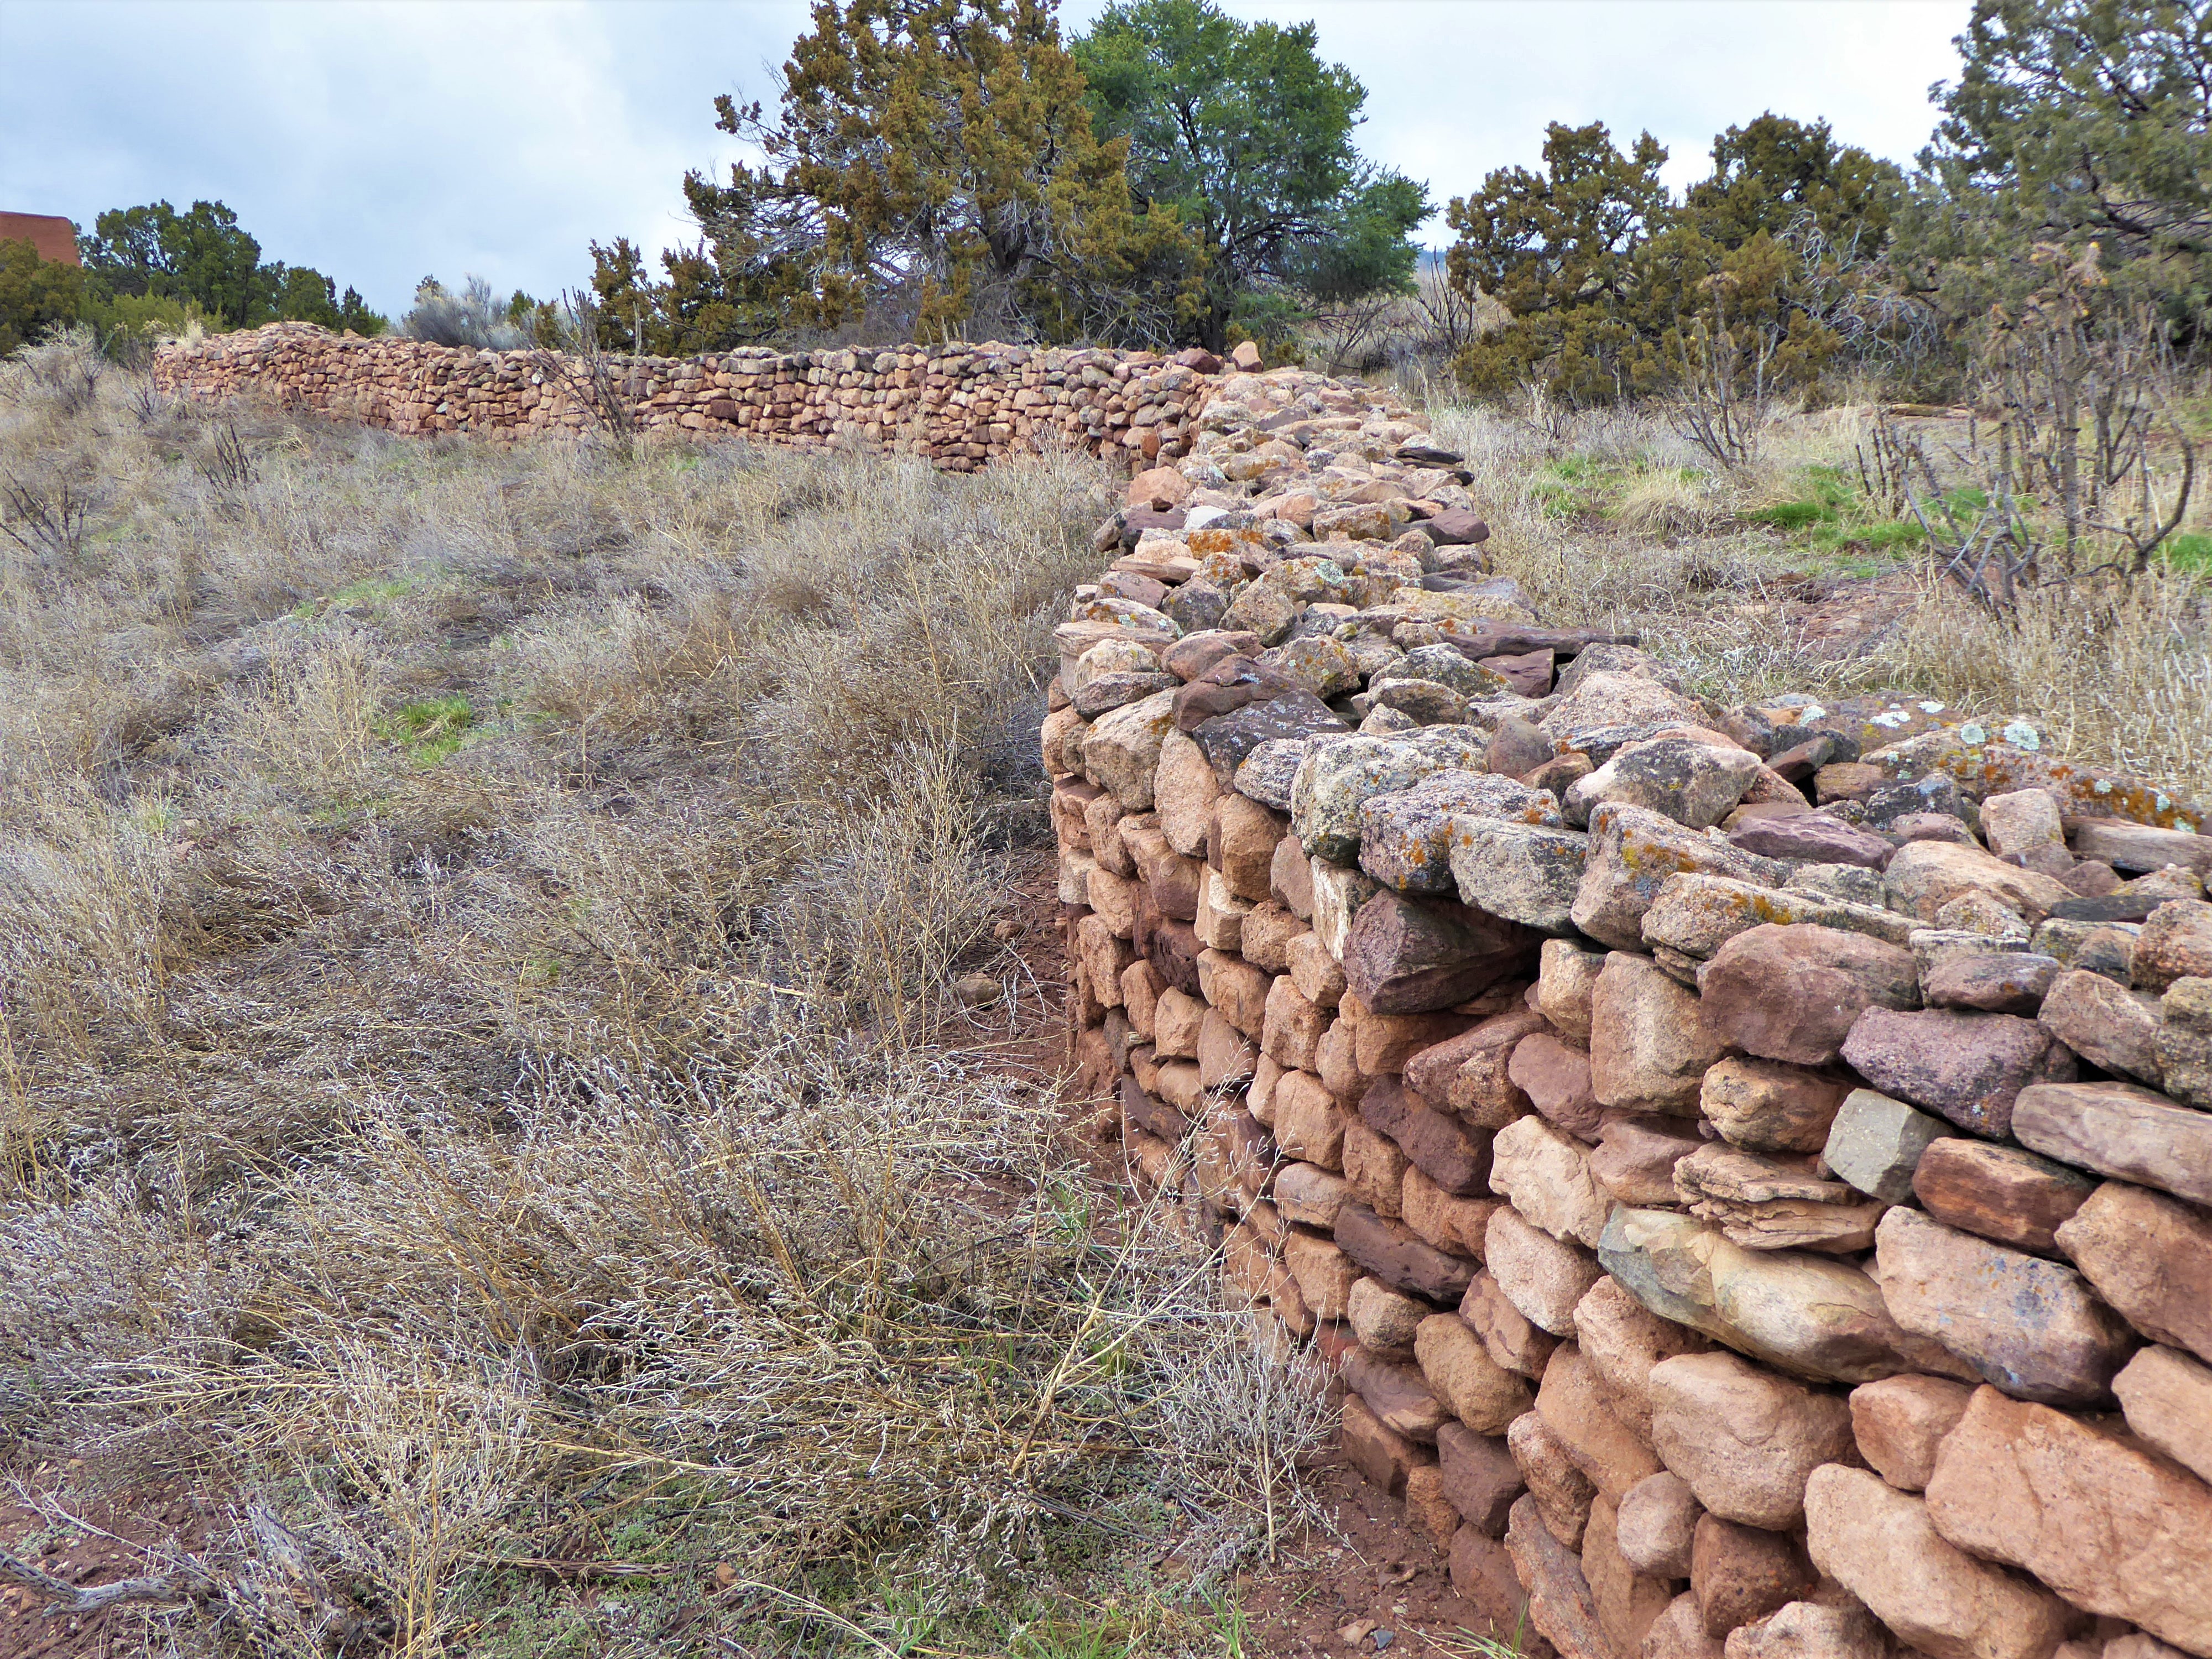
[1045,362,2212,1659]
[150,322,1257,470]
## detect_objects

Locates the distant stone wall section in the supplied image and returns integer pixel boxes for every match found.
[150,322,1221,472]
[1048,367,2212,1659]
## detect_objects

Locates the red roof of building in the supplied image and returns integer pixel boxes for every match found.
[0,213,81,265]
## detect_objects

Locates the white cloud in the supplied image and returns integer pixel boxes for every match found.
[0,0,1970,317]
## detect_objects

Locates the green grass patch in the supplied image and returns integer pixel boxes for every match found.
[384,693,477,764]
[2163,531,2212,572]
[1746,500,1839,530]
[294,573,420,620]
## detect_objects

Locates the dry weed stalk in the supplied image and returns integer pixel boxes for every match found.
[0,363,1328,1647]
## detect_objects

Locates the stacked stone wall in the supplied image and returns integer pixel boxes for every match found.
[149,322,1219,471]
[1047,369,2212,1659]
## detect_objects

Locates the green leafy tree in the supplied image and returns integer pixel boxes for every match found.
[0,238,87,354]
[84,200,270,326]
[1910,0,2212,336]
[79,199,384,333]
[1930,0,2211,257]
[612,0,1193,349]
[1447,114,1896,403]
[1684,113,1898,256]
[1446,121,1672,400]
[1072,0,1428,350]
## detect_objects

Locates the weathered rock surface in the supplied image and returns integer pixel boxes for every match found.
[1081,688,1180,808]
[1804,1464,2072,1659]
[1647,1352,1852,1529]
[1452,819,1592,933]
[1438,1417,1528,1535]
[1337,1201,1479,1302]
[1840,1006,2075,1139]
[1724,1601,1891,1659]
[1463,1266,1559,1378]
[1728,814,1894,870]
[1572,1274,1708,1440]
[2038,967,2164,1084]
[2014,1079,2212,1207]
[1572,802,1792,952]
[2111,1344,2212,1485]
[1490,1204,1605,1336]
[1491,1115,1611,1248]
[1564,736,1764,831]
[1511,1032,1605,1139]
[1923,951,2063,1014]
[1645,874,1916,959]
[1507,1491,1613,1659]
[2051,1180,2212,1361]
[1699,1057,1851,1153]
[2132,898,2212,993]
[1674,1142,1887,1253]
[1616,1468,1701,1579]
[1691,1514,1815,1639]
[1342,888,1537,1013]
[1698,925,1919,1067]
[1420,1311,1537,1433]
[1873,1207,2137,1405]
[1885,839,2071,925]
[1593,951,1728,1112]
[1823,1088,1954,1206]
[1849,1372,1974,1492]
[1910,1139,2093,1255]
[1926,1385,2212,1657]
[1537,1342,1664,1501]
[1512,1408,1599,1551]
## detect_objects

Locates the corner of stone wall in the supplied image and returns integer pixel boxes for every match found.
[1045,368,2212,1659]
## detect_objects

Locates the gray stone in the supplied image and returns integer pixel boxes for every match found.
[1922,951,2062,1014]
[1823,1088,1954,1204]
[1450,818,1591,933]
[1360,770,1563,895]
[1564,736,1764,831]
[1570,802,1793,953]
[1199,693,1352,788]
[1642,874,1916,959]
[1291,734,1447,863]
[1233,734,1323,810]
[2159,976,2212,1109]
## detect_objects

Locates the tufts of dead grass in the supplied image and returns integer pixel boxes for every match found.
[1422,386,2212,802]
[0,339,1328,1653]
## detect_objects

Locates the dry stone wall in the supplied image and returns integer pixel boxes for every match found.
[1047,370,2212,1659]
[150,322,1221,471]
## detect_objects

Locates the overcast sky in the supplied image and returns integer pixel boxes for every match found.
[0,0,1973,320]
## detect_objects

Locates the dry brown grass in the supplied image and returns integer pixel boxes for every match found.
[1422,389,2212,803]
[0,333,1330,1657]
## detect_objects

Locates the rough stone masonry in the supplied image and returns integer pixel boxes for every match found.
[155,321,2212,1659]
[151,322,1222,471]
[1046,366,2212,1659]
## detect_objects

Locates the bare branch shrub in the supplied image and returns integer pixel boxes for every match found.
[530,288,639,460]
[0,471,91,561]
[1907,245,2198,611]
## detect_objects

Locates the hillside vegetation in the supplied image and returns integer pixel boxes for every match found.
[0,335,1334,1656]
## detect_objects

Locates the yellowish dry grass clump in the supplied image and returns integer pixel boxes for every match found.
[1427,395,2212,804]
[0,333,1329,1657]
